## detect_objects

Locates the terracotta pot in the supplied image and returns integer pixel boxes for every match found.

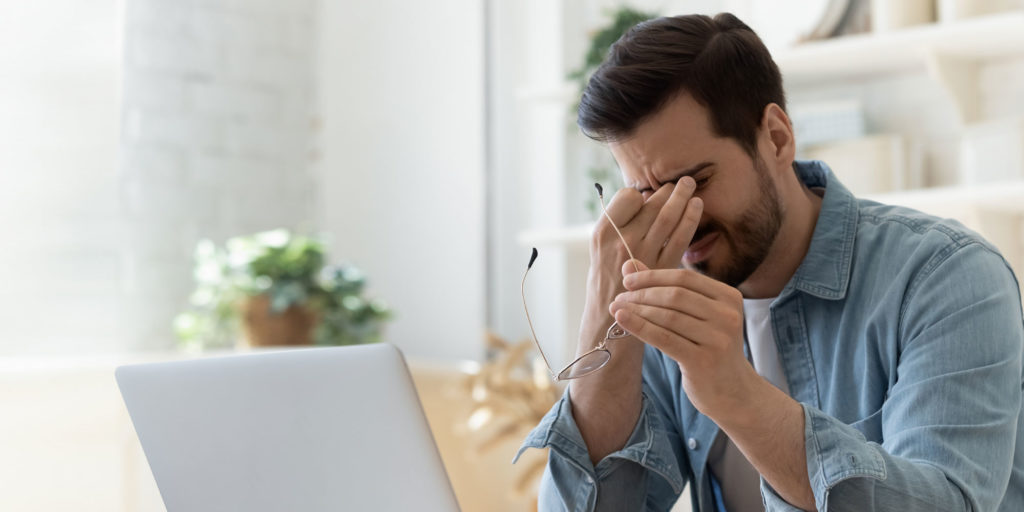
[240,295,318,347]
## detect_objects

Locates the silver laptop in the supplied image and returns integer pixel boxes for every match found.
[115,343,460,511]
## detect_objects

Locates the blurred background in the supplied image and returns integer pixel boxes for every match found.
[2,0,1023,510]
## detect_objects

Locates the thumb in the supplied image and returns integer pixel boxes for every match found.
[621,258,649,277]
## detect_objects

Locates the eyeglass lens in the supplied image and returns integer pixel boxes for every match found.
[558,349,612,380]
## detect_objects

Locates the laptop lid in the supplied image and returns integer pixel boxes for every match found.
[115,343,460,512]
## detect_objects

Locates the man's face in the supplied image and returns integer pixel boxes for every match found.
[609,93,784,287]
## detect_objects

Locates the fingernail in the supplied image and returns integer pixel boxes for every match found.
[680,176,696,189]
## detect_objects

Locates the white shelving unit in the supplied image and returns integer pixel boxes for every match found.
[778,12,1024,123]
[517,13,1024,121]
[778,12,1024,81]
[517,10,1024,247]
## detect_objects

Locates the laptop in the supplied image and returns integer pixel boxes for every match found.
[115,343,461,511]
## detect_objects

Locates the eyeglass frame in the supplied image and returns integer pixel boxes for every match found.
[521,184,640,381]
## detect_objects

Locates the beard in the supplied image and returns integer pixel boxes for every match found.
[690,156,783,287]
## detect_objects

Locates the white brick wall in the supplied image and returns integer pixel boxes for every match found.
[0,0,320,356]
[119,0,320,351]
[0,0,124,355]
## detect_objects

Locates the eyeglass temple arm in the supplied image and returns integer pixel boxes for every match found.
[522,248,557,378]
[595,183,640,274]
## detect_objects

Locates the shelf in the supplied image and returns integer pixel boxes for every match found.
[518,180,1024,248]
[865,180,1024,212]
[777,12,1024,85]
[517,223,592,248]
[515,13,1024,123]
[779,11,1024,122]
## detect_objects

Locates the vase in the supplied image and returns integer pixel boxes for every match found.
[240,295,318,347]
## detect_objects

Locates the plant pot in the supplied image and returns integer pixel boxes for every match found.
[240,295,318,347]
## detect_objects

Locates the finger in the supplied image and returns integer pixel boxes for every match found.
[623,268,733,301]
[600,187,644,231]
[614,306,697,360]
[645,177,696,255]
[658,196,703,269]
[610,302,708,344]
[627,181,676,233]
[621,258,649,277]
[613,285,718,320]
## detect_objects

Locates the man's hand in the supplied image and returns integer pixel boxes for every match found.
[608,267,760,422]
[568,177,703,465]
[609,267,817,510]
[589,176,703,293]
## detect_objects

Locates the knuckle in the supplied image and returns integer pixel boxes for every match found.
[723,309,742,329]
[678,269,695,285]
[613,189,642,213]
[634,313,650,333]
[655,306,671,324]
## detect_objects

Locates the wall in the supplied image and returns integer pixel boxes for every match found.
[317,0,486,360]
[119,0,320,352]
[0,0,123,354]
[0,0,320,355]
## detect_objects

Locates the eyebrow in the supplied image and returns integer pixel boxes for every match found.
[634,161,713,193]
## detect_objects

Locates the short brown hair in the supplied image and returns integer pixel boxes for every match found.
[577,13,785,157]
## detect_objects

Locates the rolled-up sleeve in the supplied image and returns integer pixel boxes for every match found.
[515,385,686,511]
[762,243,1024,511]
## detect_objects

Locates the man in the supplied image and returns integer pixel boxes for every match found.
[515,12,1024,512]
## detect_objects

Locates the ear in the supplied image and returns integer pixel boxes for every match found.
[759,103,795,170]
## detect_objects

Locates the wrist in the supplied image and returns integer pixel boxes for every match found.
[717,370,796,434]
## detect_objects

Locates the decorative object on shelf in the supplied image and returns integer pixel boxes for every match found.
[803,134,910,195]
[750,0,858,49]
[959,117,1024,186]
[938,0,1024,23]
[789,99,866,151]
[174,229,392,350]
[464,331,561,500]
[871,0,935,32]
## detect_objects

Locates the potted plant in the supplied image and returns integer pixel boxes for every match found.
[174,229,392,350]
[567,6,657,97]
[569,6,657,217]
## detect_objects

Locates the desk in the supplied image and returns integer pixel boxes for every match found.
[0,351,551,511]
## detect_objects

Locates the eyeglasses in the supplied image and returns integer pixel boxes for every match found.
[521,184,640,381]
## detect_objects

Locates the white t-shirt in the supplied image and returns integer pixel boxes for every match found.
[707,297,789,512]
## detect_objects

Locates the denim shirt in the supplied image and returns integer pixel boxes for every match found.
[515,161,1024,511]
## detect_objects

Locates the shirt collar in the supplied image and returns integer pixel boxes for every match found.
[778,160,858,301]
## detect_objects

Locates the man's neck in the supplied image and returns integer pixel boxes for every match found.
[738,183,823,299]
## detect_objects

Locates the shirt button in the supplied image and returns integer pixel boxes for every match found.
[687,438,699,450]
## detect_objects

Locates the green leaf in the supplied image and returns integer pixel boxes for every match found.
[176,229,393,350]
